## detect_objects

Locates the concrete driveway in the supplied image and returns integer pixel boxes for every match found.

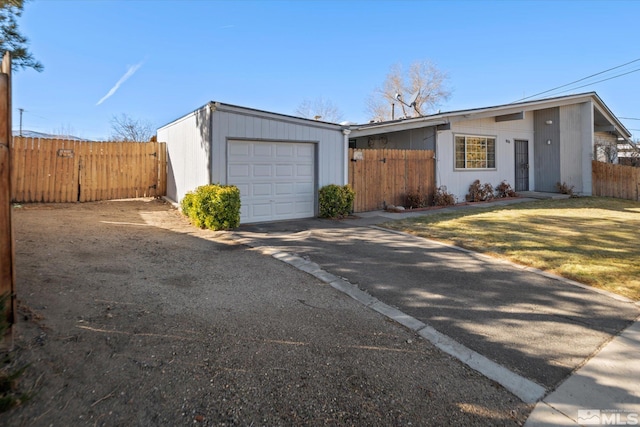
[232,212,640,402]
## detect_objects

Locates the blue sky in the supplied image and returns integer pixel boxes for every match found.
[12,0,640,140]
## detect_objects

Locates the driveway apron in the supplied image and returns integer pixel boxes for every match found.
[233,217,640,393]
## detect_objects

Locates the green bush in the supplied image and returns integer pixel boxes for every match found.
[318,184,355,218]
[180,184,241,230]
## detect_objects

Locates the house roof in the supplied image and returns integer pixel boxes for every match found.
[158,100,345,132]
[349,92,632,142]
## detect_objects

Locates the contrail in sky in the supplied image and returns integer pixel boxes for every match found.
[96,62,143,106]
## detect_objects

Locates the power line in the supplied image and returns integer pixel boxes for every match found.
[619,117,640,121]
[513,57,640,103]
[549,68,640,96]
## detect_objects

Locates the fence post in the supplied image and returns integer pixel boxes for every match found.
[0,52,14,348]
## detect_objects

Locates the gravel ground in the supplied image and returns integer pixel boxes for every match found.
[1,199,532,426]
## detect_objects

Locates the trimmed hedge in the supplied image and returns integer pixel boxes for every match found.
[318,184,355,218]
[181,184,241,230]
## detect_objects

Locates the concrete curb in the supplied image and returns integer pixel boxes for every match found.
[230,233,546,404]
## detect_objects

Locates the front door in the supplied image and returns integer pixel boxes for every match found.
[514,139,529,192]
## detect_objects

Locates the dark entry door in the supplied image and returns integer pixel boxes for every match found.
[514,139,529,192]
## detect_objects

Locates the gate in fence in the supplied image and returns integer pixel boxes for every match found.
[348,148,435,212]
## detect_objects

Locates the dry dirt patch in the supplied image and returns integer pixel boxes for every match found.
[1,199,531,426]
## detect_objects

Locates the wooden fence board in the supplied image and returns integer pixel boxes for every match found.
[348,148,435,212]
[592,160,640,201]
[11,137,166,203]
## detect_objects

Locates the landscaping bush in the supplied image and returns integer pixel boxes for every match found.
[433,186,456,206]
[405,189,429,209]
[556,181,575,196]
[180,184,241,230]
[465,180,494,202]
[318,184,355,218]
[495,180,517,198]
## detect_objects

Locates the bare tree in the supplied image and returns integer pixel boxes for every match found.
[366,60,451,122]
[110,114,155,142]
[295,97,344,123]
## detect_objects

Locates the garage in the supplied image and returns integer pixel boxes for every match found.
[157,101,346,224]
[228,140,315,223]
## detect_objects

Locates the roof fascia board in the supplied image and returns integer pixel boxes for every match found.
[350,119,449,138]
[590,94,632,139]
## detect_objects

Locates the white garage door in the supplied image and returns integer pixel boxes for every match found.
[227,141,315,223]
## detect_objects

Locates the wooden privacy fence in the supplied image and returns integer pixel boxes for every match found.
[592,160,640,201]
[11,137,166,203]
[348,148,435,212]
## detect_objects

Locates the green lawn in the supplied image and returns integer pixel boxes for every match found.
[381,197,640,300]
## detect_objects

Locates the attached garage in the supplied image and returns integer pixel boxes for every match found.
[157,102,347,223]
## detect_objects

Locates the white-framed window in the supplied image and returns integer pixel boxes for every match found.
[455,135,496,169]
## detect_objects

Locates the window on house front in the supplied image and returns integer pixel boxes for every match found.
[455,135,496,169]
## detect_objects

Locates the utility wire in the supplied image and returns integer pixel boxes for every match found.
[513,57,640,103]
[547,67,640,96]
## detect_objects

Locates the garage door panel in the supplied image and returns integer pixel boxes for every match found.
[229,142,251,156]
[253,144,273,157]
[275,182,294,195]
[276,145,295,156]
[295,182,314,194]
[228,164,250,179]
[296,164,313,177]
[228,140,315,223]
[252,183,273,196]
[252,164,273,177]
[276,164,294,177]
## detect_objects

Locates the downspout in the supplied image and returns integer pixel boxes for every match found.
[342,127,351,185]
[208,102,216,185]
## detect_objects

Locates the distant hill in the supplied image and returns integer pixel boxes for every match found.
[13,130,92,141]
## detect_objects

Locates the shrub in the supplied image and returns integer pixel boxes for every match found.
[465,180,495,202]
[180,184,241,230]
[495,180,517,198]
[433,186,456,206]
[318,184,355,218]
[556,181,575,196]
[405,189,429,209]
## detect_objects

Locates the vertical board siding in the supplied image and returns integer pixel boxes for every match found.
[348,148,435,212]
[592,161,640,201]
[10,137,166,203]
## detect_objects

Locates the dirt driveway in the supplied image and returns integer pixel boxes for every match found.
[2,199,530,426]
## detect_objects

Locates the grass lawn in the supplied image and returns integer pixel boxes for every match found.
[381,197,640,300]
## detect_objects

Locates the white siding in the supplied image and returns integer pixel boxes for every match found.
[436,115,535,202]
[157,107,211,203]
[210,107,345,191]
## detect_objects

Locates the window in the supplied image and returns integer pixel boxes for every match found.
[455,135,496,169]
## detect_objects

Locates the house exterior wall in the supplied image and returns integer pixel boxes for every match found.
[436,115,534,202]
[157,106,211,203]
[559,102,593,195]
[534,108,561,192]
[209,106,345,191]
